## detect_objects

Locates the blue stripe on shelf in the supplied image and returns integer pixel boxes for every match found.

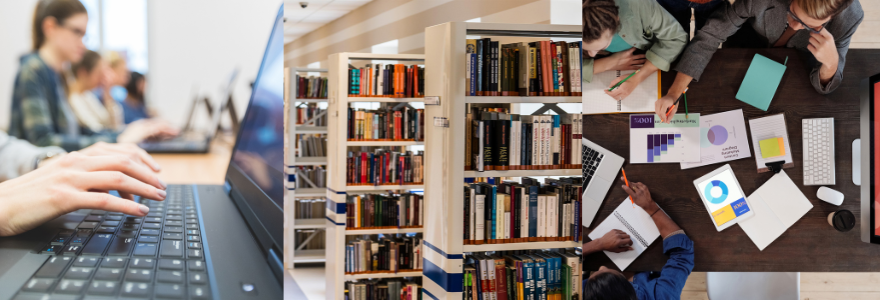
[423,240,463,260]
[423,259,463,293]
[326,187,346,194]
[287,174,295,182]
[324,216,345,226]
[423,288,439,300]
[326,199,346,214]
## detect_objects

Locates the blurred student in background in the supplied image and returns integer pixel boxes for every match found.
[121,71,153,124]
[10,0,176,151]
[69,50,123,132]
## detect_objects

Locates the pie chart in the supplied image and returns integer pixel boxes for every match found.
[707,125,728,146]
[704,180,729,204]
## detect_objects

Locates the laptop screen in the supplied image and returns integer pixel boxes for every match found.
[873,78,880,236]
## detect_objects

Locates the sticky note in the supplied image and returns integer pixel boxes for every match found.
[759,137,785,158]
[712,205,737,226]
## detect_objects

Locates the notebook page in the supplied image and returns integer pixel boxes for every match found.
[748,114,794,171]
[588,199,660,270]
[583,70,659,115]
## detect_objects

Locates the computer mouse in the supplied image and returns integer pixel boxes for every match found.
[817,186,844,206]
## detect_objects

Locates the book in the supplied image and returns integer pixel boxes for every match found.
[348,64,425,98]
[736,54,787,111]
[346,279,423,300]
[739,171,813,251]
[293,166,326,189]
[347,105,424,141]
[296,134,326,157]
[582,70,661,114]
[588,200,661,271]
[468,38,582,97]
[346,150,423,186]
[294,75,328,99]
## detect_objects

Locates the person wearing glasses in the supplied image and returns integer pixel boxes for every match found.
[10,0,176,151]
[654,0,863,122]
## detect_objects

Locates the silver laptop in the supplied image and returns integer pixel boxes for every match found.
[582,137,625,228]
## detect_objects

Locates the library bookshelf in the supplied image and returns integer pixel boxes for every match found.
[285,67,329,270]
[325,53,428,300]
[422,22,582,299]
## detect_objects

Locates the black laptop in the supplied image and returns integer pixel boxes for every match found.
[0,5,286,299]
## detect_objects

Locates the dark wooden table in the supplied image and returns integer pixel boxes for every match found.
[582,48,880,272]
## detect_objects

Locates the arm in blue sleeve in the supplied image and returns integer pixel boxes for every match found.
[653,233,695,298]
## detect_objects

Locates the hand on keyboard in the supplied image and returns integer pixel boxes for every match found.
[0,152,166,236]
[78,141,163,172]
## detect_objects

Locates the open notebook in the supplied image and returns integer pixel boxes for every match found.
[583,70,661,114]
[738,171,813,250]
[588,199,660,270]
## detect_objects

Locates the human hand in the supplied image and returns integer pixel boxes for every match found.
[808,29,839,70]
[75,141,162,172]
[597,229,634,253]
[605,75,639,101]
[605,48,645,71]
[654,94,678,123]
[621,180,658,212]
[117,119,180,143]
[0,152,166,236]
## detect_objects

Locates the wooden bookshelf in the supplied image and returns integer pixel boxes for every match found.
[422,22,582,298]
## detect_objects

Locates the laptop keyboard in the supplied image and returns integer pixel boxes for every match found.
[13,186,213,300]
[582,145,605,187]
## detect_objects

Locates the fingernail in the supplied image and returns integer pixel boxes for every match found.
[157,189,166,200]
[158,178,167,189]
[139,204,150,215]
[153,162,162,171]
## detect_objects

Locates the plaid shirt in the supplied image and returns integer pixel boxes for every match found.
[9,53,117,151]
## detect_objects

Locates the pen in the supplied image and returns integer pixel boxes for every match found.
[621,168,634,207]
[608,70,640,92]
[664,88,689,122]
[684,92,689,119]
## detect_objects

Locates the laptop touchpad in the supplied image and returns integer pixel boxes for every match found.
[585,177,612,201]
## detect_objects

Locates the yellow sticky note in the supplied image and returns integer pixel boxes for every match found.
[759,137,785,158]
[712,205,736,226]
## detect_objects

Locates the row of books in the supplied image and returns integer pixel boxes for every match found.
[347,150,424,186]
[466,39,582,97]
[345,193,423,229]
[464,250,582,300]
[294,166,326,189]
[294,75,328,99]
[297,134,326,157]
[294,199,325,219]
[294,229,325,250]
[348,64,425,98]
[347,106,425,141]
[294,103,327,126]
[464,177,583,245]
[345,235,423,273]
[466,107,583,171]
[346,279,421,300]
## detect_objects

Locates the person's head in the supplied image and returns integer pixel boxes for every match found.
[788,0,853,33]
[32,0,88,63]
[105,51,130,86]
[71,50,105,90]
[126,71,146,104]
[584,266,638,300]
[582,0,619,58]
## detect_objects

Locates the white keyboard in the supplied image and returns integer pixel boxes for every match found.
[802,117,835,185]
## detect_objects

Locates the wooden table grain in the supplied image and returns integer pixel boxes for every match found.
[150,137,234,185]
[582,49,880,272]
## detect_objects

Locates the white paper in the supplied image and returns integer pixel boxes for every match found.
[583,70,659,114]
[588,200,660,270]
[739,171,813,250]
[681,109,752,169]
[748,114,793,171]
[629,114,701,163]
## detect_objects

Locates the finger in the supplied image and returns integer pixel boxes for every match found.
[626,48,636,54]
[635,182,648,193]
[78,155,165,189]
[76,171,166,201]
[810,36,821,47]
[100,144,162,173]
[119,191,134,201]
[73,192,150,217]
[631,58,647,64]
[621,184,637,198]
[621,237,632,246]
[808,44,817,54]
[631,54,646,60]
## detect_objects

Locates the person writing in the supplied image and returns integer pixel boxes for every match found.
[656,0,864,122]
[583,180,695,299]
[0,132,166,236]
[583,0,688,102]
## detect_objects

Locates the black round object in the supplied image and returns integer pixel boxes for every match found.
[833,210,856,232]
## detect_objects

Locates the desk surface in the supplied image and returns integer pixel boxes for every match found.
[583,49,880,272]
[151,137,233,185]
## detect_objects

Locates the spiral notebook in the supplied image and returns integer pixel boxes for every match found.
[588,199,661,270]
[583,70,661,114]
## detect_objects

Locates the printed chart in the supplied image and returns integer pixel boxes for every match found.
[682,109,752,169]
[630,114,700,163]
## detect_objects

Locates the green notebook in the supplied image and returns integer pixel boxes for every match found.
[735,54,787,111]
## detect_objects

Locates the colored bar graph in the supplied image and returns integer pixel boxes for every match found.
[647,135,653,162]
[646,133,683,162]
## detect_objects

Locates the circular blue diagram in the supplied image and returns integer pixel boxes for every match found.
[704,180,729,204]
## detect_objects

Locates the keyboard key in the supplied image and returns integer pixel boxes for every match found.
[130,258,155,269]
[160,241,184,258]
[141,229,160,236]
[186,224,199,230]
[139,236,159,243]
[89,210,106,215]
[124,217,143,224]
[134,243,158,256]
[164,227,183,233]
[122,223,140,230]
[105,215,122,221]
[146,213,163,218]
[186,235,201,242]
[163,233,182,240]
[40,245,61,255]
[54,279,86,294]
[34,256,72,278]
[60,245,82,256]
[190,285,211,299]
[157,270,185,283]
[96,226,116,234]
[101,257,127,268]
[63,267,93,279]
[186,230,200,235]
[187,260,205,271]
[166,215,183,221]
[158,259,184,270]
[20,278,55,292]
[145,217,163,223]
[94,268,124,281]
[186,218,198,224]
[73,256,99,267]
[57,229,76,236]
[69,236,87,245]
[102,221,120,227]
[81,234,112,256]
[107,212,123,216]
[155,283,185,299]
[121,281,151,297]
[189,272,207,285]
[50,236,70,246]
[143,223,161,230]
[124,269,153,282]
[187,242,201,249]
[78,222,99,229]
[117,230,138,238]
[106,237,135,256]
[87,281,118,296]
[165,221,183,227]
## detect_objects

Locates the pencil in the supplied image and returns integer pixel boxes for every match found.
[608,70,640,92]
[664,88,689,122]
[621,168,634,207]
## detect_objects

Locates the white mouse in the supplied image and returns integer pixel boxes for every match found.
[817,186,844,206]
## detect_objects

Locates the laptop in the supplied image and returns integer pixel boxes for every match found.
[0,5,286,299]
[581,137,625,228]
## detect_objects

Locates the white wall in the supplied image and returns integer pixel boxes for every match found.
[148,0,281,129]
[0,0,40,131]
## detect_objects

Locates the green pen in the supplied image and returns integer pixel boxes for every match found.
[684,92,688,119]
[608,69,639,92]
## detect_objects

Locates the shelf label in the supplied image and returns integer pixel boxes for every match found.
[424,96,440,105]
[433,117,449,128]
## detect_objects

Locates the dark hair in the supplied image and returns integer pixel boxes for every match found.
[32,0,87,50]
[126,71,145,105]
[584,271,638,300]
[72,50,100,75]
[583,0,620,43]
